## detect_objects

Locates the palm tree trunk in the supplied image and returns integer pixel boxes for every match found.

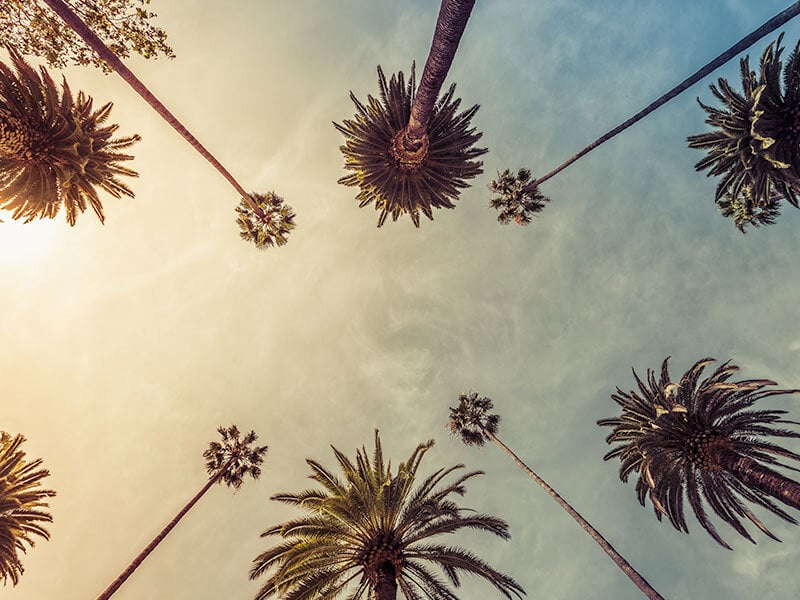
[95,467,226,600]
[40,0,264,217]
[373,562,398,600]
[403,0,476,147]
[481,428,664,600]
[527,1,800,190]
[720,449,800,511]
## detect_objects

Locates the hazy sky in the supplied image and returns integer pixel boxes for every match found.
[4,1,800,599]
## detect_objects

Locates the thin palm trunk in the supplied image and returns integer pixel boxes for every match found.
[720,449,800,510]
[403,0,476,146]
[95,464,228,600]
[40,0,264,217]
[526,1,800,190]
[481,427,664,600]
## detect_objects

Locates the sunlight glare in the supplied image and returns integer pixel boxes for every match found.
[0,213,65,267]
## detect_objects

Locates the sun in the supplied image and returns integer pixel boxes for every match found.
[0,214,65,267]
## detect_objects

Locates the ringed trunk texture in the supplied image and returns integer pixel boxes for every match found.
[95,469,225,600]
[720,450,800,511]
[528,0,800,189]
[40,0,262,216]
[403,0,476,147]
[483,428,665,600]
[373,561,399,600]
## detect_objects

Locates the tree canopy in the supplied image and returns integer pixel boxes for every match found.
[0,0,174,72]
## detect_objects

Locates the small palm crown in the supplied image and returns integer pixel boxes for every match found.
[250,430,524,600]
[448,391,501,446]
[334,65,486,228]
[688,34,800,231]
[203,425,268,490]
[235,192,296,250]
[488,168,551,226]
[598,357,800,548]
[0,48,139,225]
[0,432,55,586]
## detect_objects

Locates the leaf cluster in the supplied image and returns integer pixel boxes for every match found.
[250,430,524,600]
[0,432,55,586]
[599,357,800,548]
[688,34,800,231]
[0,48,139,224]
[236,192,296,250]
[0,0,174,72]
[203,424,268,490]
[335,65,486,228]
[488,168,550,226]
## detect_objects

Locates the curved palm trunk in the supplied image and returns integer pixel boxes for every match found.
[527,1,800,190]
[402,0,476,148]
[481,428,664,600]
[95,468,226,600]
[720,450,800,511]
[40,0,264,217]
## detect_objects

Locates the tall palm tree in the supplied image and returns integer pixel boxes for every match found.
[0,48,139,224]
[96,425,268,600]
[598,357,800,549]
[689,33,800,231]
[449,393,664,600]
[0,432,55,586]
[490,2,800,225]
[335,0,486,227]
[250,430,524,600]
[40,0,294,247]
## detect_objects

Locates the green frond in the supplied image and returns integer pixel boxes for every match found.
[202,425,267,490]
[252,432,523,599]
[488,168,550,225]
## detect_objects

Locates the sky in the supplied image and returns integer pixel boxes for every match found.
[4,0,800,598]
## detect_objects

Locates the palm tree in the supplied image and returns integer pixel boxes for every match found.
[0,48,139,225]
[334,0,486,227]
[449,392,664,600]
[250,430,524,600]
[40,0,294,246]
[490,2,800,225]
[689,33,800,231]
[598,357,800,549]
[96,425,268,600]
[0,432,55,586]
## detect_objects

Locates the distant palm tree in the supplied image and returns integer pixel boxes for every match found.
[449,393,664,600]
[40,0,294,246]
[599,357,800,549]
[335,0,486,227]
[0,48,138,224]
[96,425,268,600]
[0,432,55,586]
[689,33,800,231]
[491,2,800,225]
[250,430,524,600]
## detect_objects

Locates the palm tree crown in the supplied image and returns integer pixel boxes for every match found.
[335,66,485,228]
[335,0,485,228]
[0,432,55,586]
[447,391,500,444]
[688,34,800,231]
[236,192,297,250]
[487,168,551,226]
[203,424,269,489]
[599,357,800,548]
[250,430,524,600]
[0,48,139,225]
